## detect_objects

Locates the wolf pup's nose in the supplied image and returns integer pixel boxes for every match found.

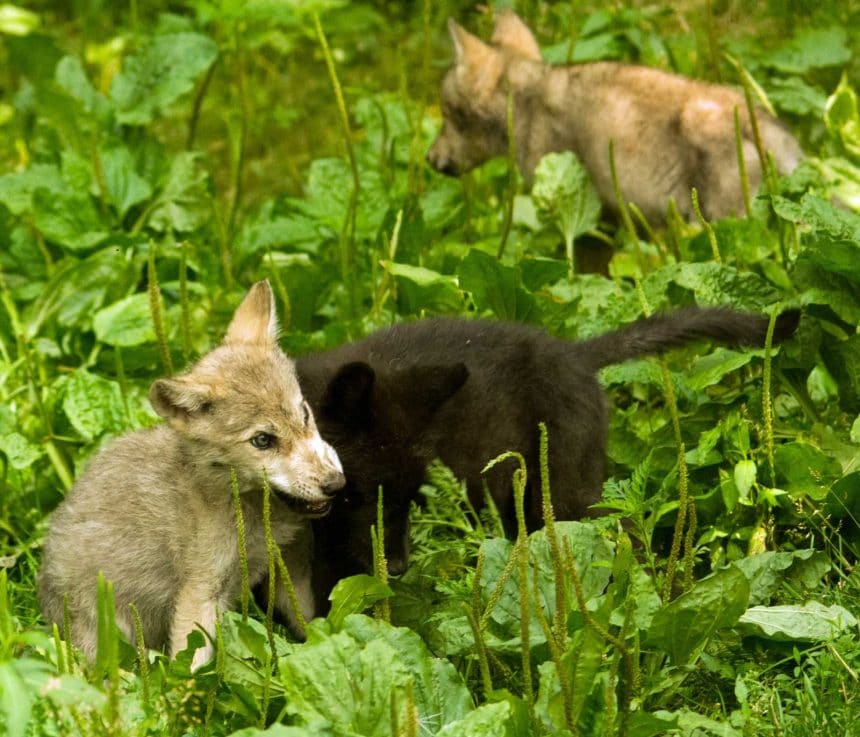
[322,471,346,497]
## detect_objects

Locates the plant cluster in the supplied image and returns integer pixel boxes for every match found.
[0,2,858,736]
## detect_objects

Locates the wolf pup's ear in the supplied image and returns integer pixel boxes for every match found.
[150,377,213,428]
[403,363,469,417]
[491,10,541,60]
[224,280,279,348]
[321,362,376,428]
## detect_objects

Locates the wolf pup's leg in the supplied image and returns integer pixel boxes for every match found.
[171,582,222,670]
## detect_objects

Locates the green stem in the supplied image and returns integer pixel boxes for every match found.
[497,86,517,260]
[691,187,722,264]
[733,106,752,217]
[313,11,360,318]
[231,467,250,621]
[147,241,174,376]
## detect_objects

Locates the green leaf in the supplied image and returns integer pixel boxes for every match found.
[457,249,541,323]
[436,701,511,737]
[0,5,39,36]
[100,146,153,218]
[733,460,757,503]
[738,602,857,641]
[759,27,851,74]
[383,261,464,315]
[774,441,843,497]
[327,575,393,631]
[647,566,750,665]
[686,348,755,391]
[32,188,108,252]
[767,76,827,117]
[0,432,44,470]
[0,662,32,737]
[531,151,601,249]
[110,32,217,125]
[670,262,781,311]
[62,370,126,441]
[520,257,568,291]
[733,550,829,606]
[146,152,211,233]
[0,164,64,216]
[93,293,156,347]
[825,75,860,163]
[479,522,614,648]
[55,55,113,121]
[278,614,472,735]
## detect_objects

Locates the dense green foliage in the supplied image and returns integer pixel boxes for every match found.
[1,1,859,735]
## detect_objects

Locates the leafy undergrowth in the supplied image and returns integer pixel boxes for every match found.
[1,1,859,736]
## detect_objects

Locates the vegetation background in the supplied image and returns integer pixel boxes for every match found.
[0,1,858,735]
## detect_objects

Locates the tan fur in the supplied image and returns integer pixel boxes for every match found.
[38,281,344,668]
[428,11,802,221]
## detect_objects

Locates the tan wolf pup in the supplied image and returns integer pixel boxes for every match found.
[38,280,345,669]
[428,11,802,222]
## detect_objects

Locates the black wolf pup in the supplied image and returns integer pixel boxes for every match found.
[296,306,798,610]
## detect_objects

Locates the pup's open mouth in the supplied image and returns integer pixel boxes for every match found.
[270,486,333,517]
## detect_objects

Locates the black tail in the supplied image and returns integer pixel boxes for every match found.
[573,306,800,372]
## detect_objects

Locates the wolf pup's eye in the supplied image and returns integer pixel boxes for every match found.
[250,432,275,450]
[301,402,311,428]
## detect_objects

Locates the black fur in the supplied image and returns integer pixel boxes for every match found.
[297,307,799,610]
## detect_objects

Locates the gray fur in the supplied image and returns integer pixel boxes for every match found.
[428,11,802,221]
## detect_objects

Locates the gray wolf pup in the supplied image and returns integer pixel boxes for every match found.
[38,281,345,668]
[299,306,799,609]
[428,11,802,222]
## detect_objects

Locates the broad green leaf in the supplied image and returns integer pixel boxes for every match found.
[55,55,112,120]
[62,370,126,441]
[0,662,32,737]
[93,293,156,347]
[23,245,139,335]
[327,575,393,630]
[626,711,680,737]
[302,157,389,240]
[738,602,857,641]
[531,151,601,250]
[40,674,107,709]
[670,262,781,311]
[0,432,44,470]
[520,257,568,291]
[383,261,464,315]
[733,550,829,606]
[457,249,541,323]
[647,566,750,664]
[733,460,757,503]
[759,27,851,74]
[32,188,108,251]
[774,441,843,497]
[767,76,827,117]
[0,165,65,216]
[479,522,614,648]
[110,32,217,125]
[230,726,329,737]
[686,348,755,391]
[100,145,153,218]
[436,701,511,737]
[146,152,211,233]
[825,75,860,163]
[822,334,860,413]
[278,614,472,735]
[0,4,39,36]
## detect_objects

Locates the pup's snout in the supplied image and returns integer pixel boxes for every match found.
[321,471,346,497]
[387,557,407,577]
